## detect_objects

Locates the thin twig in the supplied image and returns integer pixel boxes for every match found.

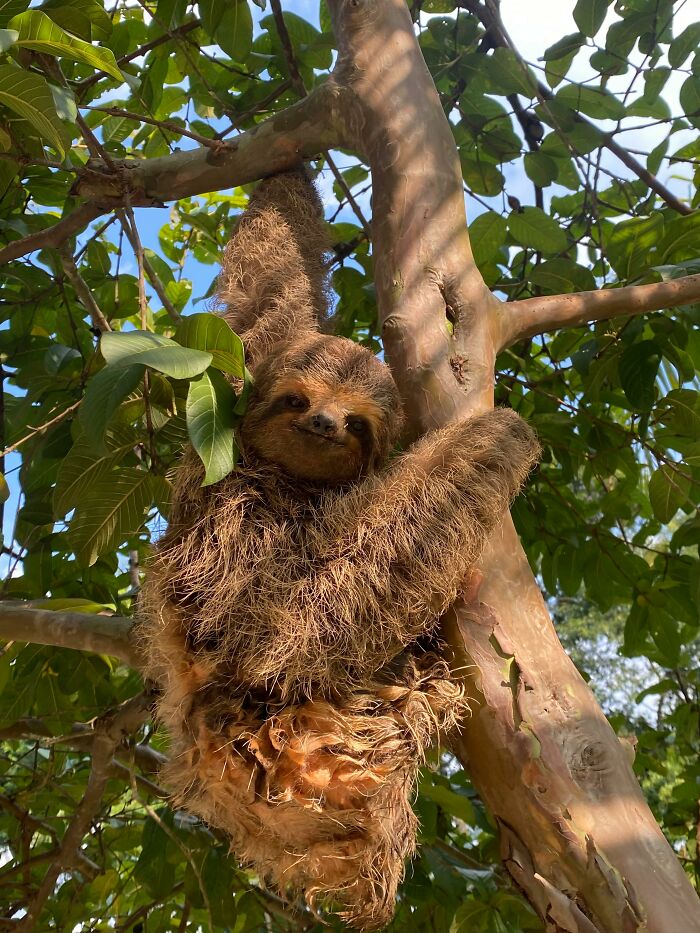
[2,401,81,457]
[83,105,226,151]
[116,209,182,323]
[58,245,112,332]
[17,695,150,931]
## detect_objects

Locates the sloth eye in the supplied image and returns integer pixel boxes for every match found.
[346,417,368,436]
[284,394,308,410]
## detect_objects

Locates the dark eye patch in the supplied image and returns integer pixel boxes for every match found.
[346,417,368,436]
[267,393,310,416]
[285,394,308,410]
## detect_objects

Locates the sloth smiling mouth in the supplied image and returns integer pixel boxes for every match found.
[292,424,346,446]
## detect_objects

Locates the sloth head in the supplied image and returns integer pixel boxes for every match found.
[241,335,403,485]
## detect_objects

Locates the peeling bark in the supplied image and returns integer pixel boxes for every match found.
[326,0,700,930]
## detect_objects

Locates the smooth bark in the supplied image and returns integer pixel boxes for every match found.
[0,604,137,667]
[500,273,700,350]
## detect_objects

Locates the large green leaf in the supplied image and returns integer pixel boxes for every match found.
[469,211,507,268]
[199,0,252,61]
[68,470,167,566]
[0,0,27,27]
[40,0,112,42]
[100,331,212,379]
[508,206,568,255]
[556,83,625,119]
[9,10,122,81]
[186,368,238,486]
[176,312,246,377]
[669,23,700,68]
[648,465,691,523]
[0,63,68,156]
[573,0,610,37]
[79,363,144,451]
[618,340,661,410]
[54,432,136,518]
[680,75,700,129]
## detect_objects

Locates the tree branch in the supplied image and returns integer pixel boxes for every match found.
[464,0,691,216]
[500,273,700,349]
[0,204,102,266]
[0,604,138,668]
[17,693,150,932]
[0,88,342,265]
[58,245,112,332]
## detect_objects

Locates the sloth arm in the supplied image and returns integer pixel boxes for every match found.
[273,408,540,690]
[217,171,329,368]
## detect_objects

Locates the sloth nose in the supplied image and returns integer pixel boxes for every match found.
[309,411,337,436]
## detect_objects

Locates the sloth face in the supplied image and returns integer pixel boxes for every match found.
[241,335,403,485]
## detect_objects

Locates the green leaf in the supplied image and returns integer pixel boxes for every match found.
[469,211,507,268]
[482,48,535,96]
[0,0,27,27]
[656,389,700,438]
[68,470,166,566]
[541,32,585,61]
[573,0,610,37]
[680,75,700,129]
[523,151,558,187]
[49,83,77,122]
[508,207,568,255]
[199,0,252,62]
[460,157,504,196]
[40,0,112,42]
[54,432,136,517]
[186,369,238,486]
[556,83,625,120]
[648,465,691,523]
[0,63,68,156]
[100,331,212,379]
[176,312,246,378]
[618,340,661,410]
[8,10,122,81]
[0,473,9,504]
[79,364,144,452]
[669,22,700,69]
[419,775,474,824]
[529,258,596,294]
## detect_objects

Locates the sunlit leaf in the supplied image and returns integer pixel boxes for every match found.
[9,10,122,81]
[186,368,238,486]
[176,312,246,377]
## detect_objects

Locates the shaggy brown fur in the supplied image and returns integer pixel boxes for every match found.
[138,170,540,929]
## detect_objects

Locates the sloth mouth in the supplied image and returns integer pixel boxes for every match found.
[292,425,346,447]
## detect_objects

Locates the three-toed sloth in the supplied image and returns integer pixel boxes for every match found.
[138,170,539,929]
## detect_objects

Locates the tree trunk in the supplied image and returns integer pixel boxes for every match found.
[326,0,700,930]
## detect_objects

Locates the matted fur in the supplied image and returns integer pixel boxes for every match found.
[149,647,464,929]
[140,408,539,702]
[138,169,540,929]
[217,169,330,368]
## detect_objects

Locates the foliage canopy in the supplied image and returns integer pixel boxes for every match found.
[0,0,699,929]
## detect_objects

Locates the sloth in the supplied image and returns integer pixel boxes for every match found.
[138,170,539,929]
